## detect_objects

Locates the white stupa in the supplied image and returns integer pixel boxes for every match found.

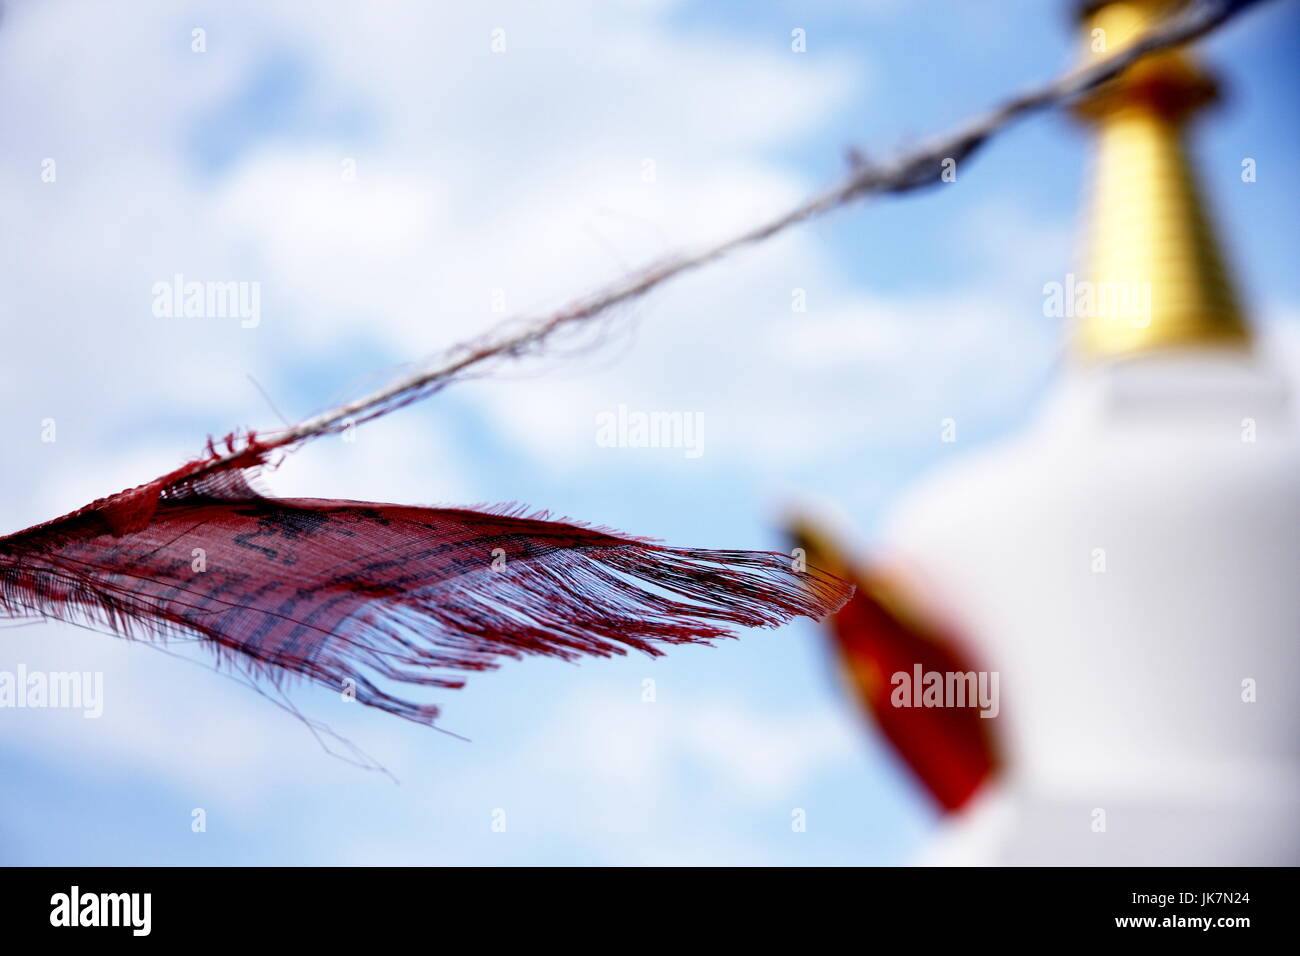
[882,0,1300,865]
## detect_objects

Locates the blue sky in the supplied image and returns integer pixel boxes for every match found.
[1,0,1296,865]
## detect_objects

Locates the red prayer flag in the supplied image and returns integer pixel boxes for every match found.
[0,436,852,728]
[789,517,998,811]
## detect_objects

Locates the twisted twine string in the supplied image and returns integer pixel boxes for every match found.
[197,0,1272,477]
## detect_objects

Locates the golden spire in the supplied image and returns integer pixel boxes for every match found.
[1072,0,1249,358]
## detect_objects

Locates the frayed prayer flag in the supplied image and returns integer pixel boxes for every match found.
[1,437,850,727]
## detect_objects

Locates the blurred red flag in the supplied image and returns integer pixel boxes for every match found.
[789,517,999,812]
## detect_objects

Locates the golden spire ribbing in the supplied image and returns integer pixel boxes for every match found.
[1073,0,1249,358]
